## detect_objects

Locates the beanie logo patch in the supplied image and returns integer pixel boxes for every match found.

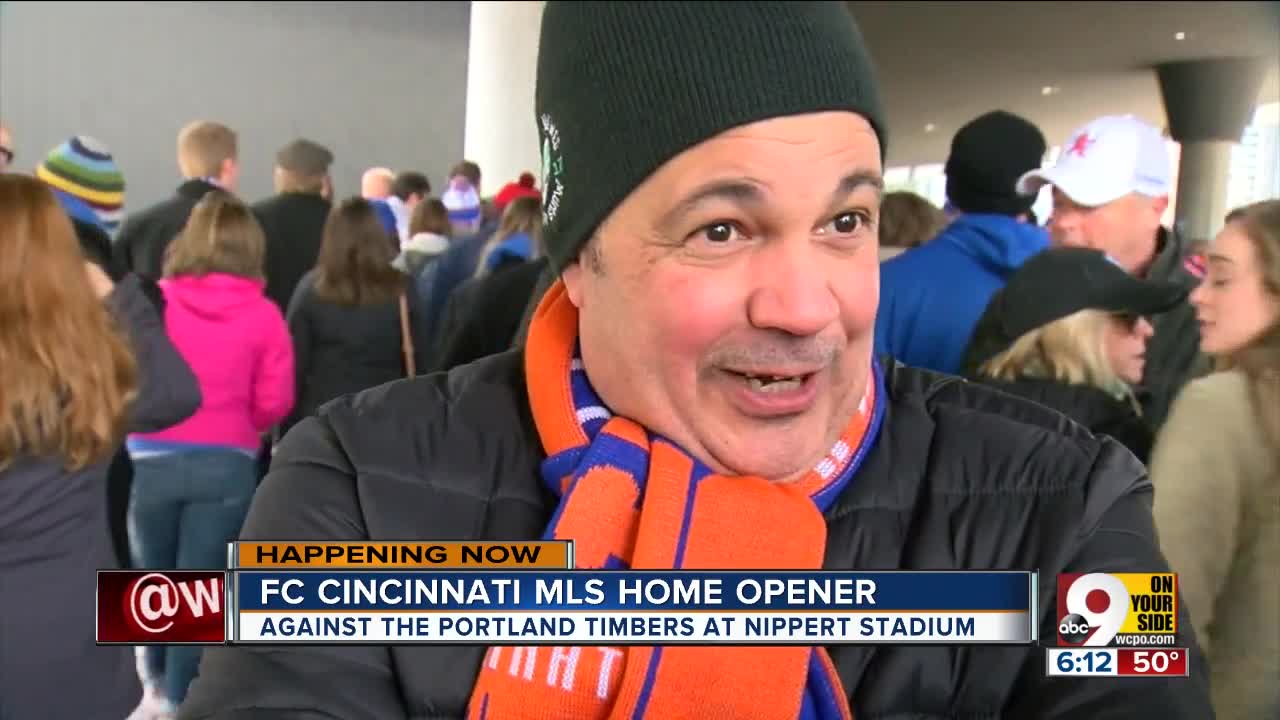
[540,113,565,225]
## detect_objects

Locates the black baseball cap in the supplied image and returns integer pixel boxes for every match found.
[963,246,1189,372]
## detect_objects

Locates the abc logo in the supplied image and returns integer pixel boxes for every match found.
[1058,613,1092,644]
[1057,573,1130,646]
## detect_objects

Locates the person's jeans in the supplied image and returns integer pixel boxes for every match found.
[128,447,257,706]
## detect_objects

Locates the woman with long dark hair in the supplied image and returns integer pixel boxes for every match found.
[0,175,200,719]
[1151,200,1280,720]
[284,197,429,435]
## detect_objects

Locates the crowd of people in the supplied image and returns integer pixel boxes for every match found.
[0,116,549,719]
[0,2,1276,720]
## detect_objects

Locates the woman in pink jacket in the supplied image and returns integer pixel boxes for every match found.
[127,190,294,715]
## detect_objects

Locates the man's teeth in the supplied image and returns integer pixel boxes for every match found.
[745,375,802,392]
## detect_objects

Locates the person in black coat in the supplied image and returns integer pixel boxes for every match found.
[282,197,429,437]
[962,247,1191,463]
[432,256,548,372]
[253,138,335,314]
[68,200,198,569]
[114,121,239,279]
[430,197,545,371]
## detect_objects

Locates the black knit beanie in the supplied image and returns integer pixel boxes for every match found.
[944,111,1047,217]
[534,1,887,273]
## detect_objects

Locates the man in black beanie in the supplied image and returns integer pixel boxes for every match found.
[875,110,1052,375]
[181,5,1209,719]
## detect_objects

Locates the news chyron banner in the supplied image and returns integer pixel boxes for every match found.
[1045,572,1192,679]
[98,542,1037,646]
[97,541,571,644]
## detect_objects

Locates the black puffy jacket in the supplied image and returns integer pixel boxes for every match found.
[971,377,1154,464]
[179,352,1213,720]
[114,179,221,280]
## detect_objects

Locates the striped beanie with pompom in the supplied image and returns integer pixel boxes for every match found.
[35,136,125,233]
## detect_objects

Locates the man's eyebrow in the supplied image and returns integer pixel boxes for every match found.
[829,171,884,207]
[1207,254,1234,265]
[659,170,883,230]
[660,179,765,229]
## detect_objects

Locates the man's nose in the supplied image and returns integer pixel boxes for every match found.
[1050,208,1080,238]
[1189,282,1208,308]
[1136,317,1154,338]
[746,240,842,337]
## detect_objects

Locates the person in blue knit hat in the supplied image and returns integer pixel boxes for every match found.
[35,136,126,234]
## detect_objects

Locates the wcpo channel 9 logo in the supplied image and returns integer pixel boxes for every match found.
[97,570,226,644]
[1056,573,1178,647]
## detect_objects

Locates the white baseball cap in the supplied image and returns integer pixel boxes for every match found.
[1017,115,1171,207]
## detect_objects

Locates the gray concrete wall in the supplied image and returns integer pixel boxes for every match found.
[0,1,471,208]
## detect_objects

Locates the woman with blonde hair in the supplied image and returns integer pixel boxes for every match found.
[1151,199,1279,720]
[127,190,295,713]
[0,175,200,719]
[474,195,542,278]
[962,246,1188,462]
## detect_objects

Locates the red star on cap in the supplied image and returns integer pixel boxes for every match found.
[1067,132,1095,158]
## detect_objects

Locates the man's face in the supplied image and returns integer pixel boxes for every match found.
[0,125,12,171]
[1103,313,1154,386]
[362,171,393,200]
[1049,189,1166,273]
[222,157,241,193]
[562,112,883,483]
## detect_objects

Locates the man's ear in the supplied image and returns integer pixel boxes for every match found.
[1149,194,1170,222]
[562,260,584,307]
[221,157,240,191]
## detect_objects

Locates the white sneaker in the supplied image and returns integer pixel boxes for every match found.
[127,685,175,720]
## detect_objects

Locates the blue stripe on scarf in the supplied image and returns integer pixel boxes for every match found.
[799,651,847,720]
[570,355,612,438]
[671,450,712,569]
[540,446,586,489]
[632,646,664,720]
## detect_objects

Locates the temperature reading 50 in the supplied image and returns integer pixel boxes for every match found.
[1118,648,1190,677]
[1135,650,1174,673]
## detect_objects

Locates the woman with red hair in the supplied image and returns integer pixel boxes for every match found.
[0,174,200,719]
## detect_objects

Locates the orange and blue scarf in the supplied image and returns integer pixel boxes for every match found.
[468,279,885,719]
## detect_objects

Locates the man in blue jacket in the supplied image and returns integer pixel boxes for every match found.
[875,111,1050,374]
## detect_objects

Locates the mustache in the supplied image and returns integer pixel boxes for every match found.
[705,337,842,370]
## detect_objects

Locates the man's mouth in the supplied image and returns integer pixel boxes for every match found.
[733,372,810,393]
